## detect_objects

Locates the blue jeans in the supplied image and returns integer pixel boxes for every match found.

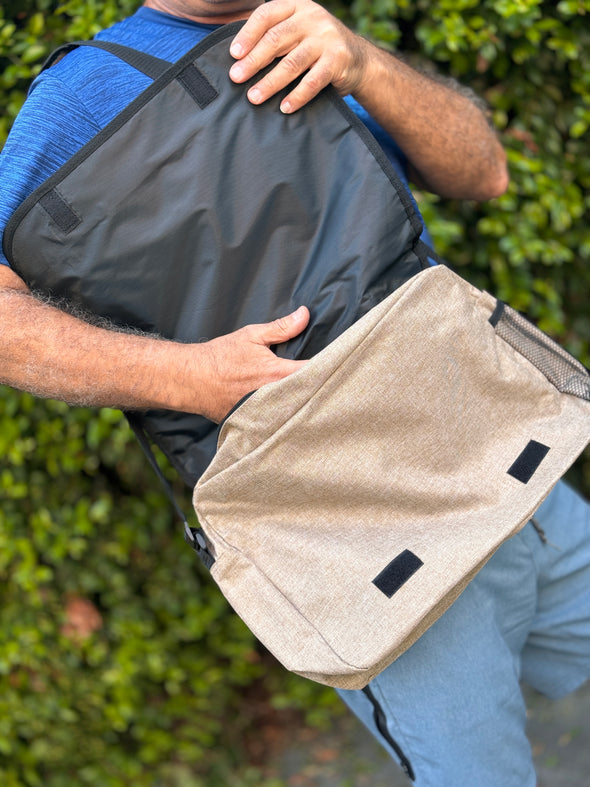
[337,480,590,785]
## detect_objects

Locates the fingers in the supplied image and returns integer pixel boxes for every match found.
[229,4,305,101]
[244,46,332,114]
[275,60,335,114]
[249,305,310,346]
[229,0,362,112]
[229,1,296,62]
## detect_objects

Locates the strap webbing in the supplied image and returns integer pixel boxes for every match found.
[126,412,215,569]
[42,39,218,104]
[42,40,172,80]
[415,238,447,268]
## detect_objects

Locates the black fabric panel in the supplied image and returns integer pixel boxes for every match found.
[176,63,218,108]
[326,88,425,243]
[5,23,242,249]
[373,550,423,598]
[507,440,550,484]
[39,189,81,233]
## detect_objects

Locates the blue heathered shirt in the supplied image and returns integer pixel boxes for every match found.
[0,6,423,268]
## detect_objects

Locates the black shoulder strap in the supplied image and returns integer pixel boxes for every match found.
[415,238,448,267]
[42,39,172,80]
[126,412,215,570]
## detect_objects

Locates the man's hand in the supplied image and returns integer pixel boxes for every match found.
[229,0,367,114]
[193,306,310,423]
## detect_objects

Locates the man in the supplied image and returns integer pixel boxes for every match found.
[0,2,588,784]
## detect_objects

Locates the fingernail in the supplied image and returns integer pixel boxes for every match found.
[229,63,243,80]
[230,42,243,58]
[293,306,307,320]
[248,86,262,104]
[280,100,292,114]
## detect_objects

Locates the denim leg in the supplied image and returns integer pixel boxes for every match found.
[520,480,590,699]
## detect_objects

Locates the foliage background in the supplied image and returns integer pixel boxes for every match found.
[1,0,589,784]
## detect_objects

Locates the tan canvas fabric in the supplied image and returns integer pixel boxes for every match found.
[193,265,590,689]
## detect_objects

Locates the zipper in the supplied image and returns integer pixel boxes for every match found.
[530,516,560,551]
[362,684,415,781]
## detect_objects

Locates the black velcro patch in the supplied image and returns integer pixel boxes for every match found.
[176,64,218,109]
[507,440,550,484]
[373,550,423,598]
[39,189,81,233]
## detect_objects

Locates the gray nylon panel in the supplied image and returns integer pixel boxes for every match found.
[7,25,425,484]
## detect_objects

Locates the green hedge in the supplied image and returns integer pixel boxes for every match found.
[338,0,590,354]
[1,1,589,784]
[0,394,277,786]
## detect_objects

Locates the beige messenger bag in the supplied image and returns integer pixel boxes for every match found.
[193,265,590,690]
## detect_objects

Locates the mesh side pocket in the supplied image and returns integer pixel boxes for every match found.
[491,303,590,401]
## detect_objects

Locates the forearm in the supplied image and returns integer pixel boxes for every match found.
[1,285,198,413]
[351,40,508,201]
